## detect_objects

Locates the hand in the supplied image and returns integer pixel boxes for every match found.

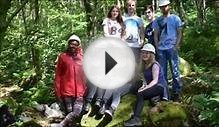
[175,43,181,50]
[138,85,147,93]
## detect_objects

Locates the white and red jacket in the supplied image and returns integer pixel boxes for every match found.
[54,48,86,98]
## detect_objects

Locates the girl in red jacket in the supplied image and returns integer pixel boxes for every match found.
[52,34,86,127]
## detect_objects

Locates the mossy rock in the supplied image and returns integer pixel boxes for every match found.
[81,94,150,127]
[149,101,187,127]
[179,57,191,77]
[167,57,191,81]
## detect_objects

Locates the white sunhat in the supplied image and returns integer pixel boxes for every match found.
[159,0,170,7]
[68,34,81,43]
[141,43,156,54]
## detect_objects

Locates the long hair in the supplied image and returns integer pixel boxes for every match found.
[142,52,156,69]
[107,5,125,37]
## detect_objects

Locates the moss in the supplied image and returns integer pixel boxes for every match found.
[149,102,187,127]
[81,94,150,127]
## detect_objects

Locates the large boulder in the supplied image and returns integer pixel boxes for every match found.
[149,101,188,127]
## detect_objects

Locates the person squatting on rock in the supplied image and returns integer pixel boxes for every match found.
[124,44,168,126]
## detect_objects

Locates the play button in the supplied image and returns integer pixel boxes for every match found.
[105,52,117,75]
[83,37,135,89]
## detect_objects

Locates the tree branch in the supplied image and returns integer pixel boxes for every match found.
[6,0,29,28]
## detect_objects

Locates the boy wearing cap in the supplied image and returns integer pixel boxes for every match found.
[52,35,86,127]
[124,44,167,126]
[153,0,183,101]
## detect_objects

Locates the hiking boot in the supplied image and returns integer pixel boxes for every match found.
[94,104,104,120]
[104,106,115,119]
[83,102,91,114]
[124,117,142,127]
[89,100,101,117]
[95,100,101,108]
[98,104,106,115]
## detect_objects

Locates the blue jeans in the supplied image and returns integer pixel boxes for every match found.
[158,48,182,94]
[85,81,105,103]
[110,81,142,110]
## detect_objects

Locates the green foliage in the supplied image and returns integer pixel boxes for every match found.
[191,94,219,126]
[20,81,55,105]
[0,97,20,115]
[181,8,219,67]
[182,74,215,96]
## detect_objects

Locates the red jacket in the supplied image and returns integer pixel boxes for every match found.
[54,48,86,98]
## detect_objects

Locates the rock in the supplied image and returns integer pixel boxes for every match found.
[179,57,191,77]
[44,105,63,118]
[32,102,45,112]
[149,101,187,127]
[18,112,32,122]
[50,103,60,110]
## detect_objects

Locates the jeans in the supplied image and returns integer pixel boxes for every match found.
[102,89,114,104]
[110,81,142,110]
[85,81,105,103]
[133,85,163,117]
[158,48,182,94]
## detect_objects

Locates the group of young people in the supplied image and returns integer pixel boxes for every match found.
[51,0,183,126]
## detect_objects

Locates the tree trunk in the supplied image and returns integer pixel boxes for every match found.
[34,0,39,24]
[155,0,159,11]
[0,0,28,54]
[32,0,42,83]
[92,0,97,36]
[152,0,155,10]
[216,0,219,19]
[0,0,11,53]
[175,0,186,22]
[195,0,206,25]
[82,0,93,37]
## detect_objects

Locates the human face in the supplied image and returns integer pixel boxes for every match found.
[145,9,154,21]
[159,5,170,15]
[141,51,151,61]
[127,1,136,15]
[68,40,79,53]
[111,7,119,20]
